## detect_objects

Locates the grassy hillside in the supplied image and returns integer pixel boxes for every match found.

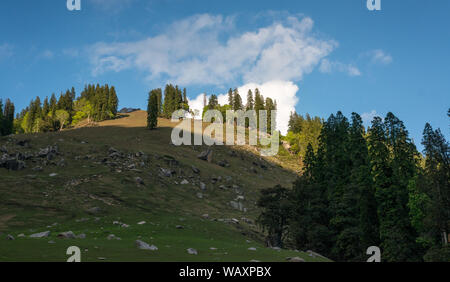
[0,111,328,262]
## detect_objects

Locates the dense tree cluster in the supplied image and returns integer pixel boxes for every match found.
[285,112,323,160]
[0,99,15,136]
[146,84,188,129]
[162,84,189,118]
[14,84,119,133]
[258,110,449,262]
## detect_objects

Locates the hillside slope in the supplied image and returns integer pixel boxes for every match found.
[0,111,326,262]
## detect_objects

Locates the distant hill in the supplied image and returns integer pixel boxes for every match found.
[119,107,141,114]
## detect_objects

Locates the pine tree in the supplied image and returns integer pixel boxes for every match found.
[232,89,243,111]
[368,113,420,262]
[246,89,254,111]
[108,86,119,116]
[349,113,379,250]
[147,91,159,130]
[2,99,15,135]
[254,88,265,130]
[420,122,450,254]
[228,88,234,107]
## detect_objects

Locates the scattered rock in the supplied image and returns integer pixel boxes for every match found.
[16,140,30,147]
[86,207,101,214]
[196,193,203,199]
[248,247,257,251]
[250,260,261,262]
[287,257,305,262]
[76,234,86,239]
[218,160,230,167]
[136,240,158,251]
[107,234,121,240]
[137,221,146,225]
[6,234,15,240]
[191,166,200,174]
[230,201,246,212]
[160,168,175,177]
[29,231,51,238]
[187,248,198,255]
[32,166,43,172]
[199,182,206,191]
[58,231,76,239]
[197,148,213,163]
[135,177,145,185]
[180,179,189,185]
[49,173,58,177]
[176,225,184,229]
[306,250,328,259]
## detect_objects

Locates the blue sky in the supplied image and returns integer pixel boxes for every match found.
[0,0,449,148]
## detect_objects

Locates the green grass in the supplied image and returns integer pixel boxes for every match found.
[0,213,328,262]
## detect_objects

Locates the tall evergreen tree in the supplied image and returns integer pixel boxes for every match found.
[246,89,254,111]
[147,91,159,130]
[228,88,234,107]
[232,89,243,111]
[368,113,420,262]
[349,113,379,250]
[2,99,15,135]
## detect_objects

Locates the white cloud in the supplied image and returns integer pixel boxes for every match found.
[189,80,299,135]
[319,58,361,76]
[88,14,337,85]
[361,110,380,126]
[367,49,392,65]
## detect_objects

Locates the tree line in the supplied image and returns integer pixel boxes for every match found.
[257,110,449,262]
[204,88,277,131]
[14,84,118,133]
[147,85,278,132]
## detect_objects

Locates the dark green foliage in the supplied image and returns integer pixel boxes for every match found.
[227,88,234,107]
[232,89,243,111]
[79,84,119,122]
[257,185,291,248]
[149,88,163,117]
[0,99,15,136]
[246,90,254,111]
[258,110,446,261]
[368,113,420,262]
[410,121,450,259]
[147,91,159,130]
[162,84,187,118]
